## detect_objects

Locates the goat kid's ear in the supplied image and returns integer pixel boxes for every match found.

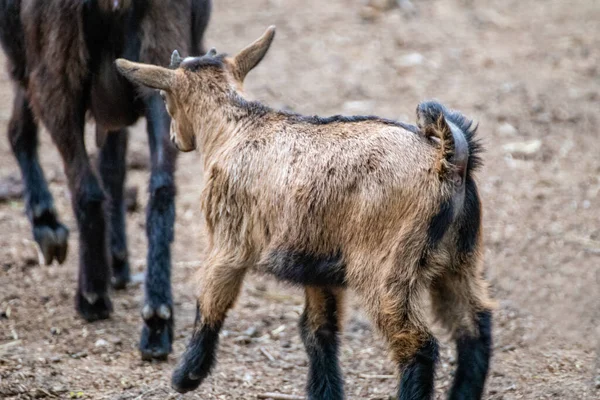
[115,59,176,91]
[232,26,276,82]
[170,50,183,69]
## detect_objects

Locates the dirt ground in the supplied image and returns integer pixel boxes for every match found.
[1,0,599,398]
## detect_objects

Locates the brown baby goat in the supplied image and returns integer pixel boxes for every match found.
[116,27,494,400]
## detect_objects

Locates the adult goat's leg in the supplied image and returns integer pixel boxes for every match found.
[8,86,69,265]
[139,93,178,360]
[20,0,111,322]
[44,103,112,321]
[300,287,345,400]
[98,127,130,290]
[172,258,247,393]
[431,267,493,400]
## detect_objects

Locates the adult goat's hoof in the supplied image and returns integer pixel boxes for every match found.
[111,256,130,290]
[140,304,173,361]
[75,290,112,322]
[33,222,69,265]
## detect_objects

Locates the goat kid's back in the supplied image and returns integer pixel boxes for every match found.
[204,107,481,290]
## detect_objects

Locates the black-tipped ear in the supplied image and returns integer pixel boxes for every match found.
[170,50,183,69]
[232,26,276,82]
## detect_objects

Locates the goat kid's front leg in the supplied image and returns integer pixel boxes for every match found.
[8,87,69,265]
[172,260,247,393]
[140,94,178,360]
[97,127,130,289]
[300,287,345,400]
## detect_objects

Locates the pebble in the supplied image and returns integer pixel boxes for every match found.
[500,344,517,352]
[496,122,518,136]
[94,339,108,347]
[243,326,258,338]
[504,383,517,392]
[503,139,542,156]
[108,336,122,345]
[130,272,145,284]
[233,335,252,344]
[243,372,253,383]
[396,52,424,67]
[70,351,88,359]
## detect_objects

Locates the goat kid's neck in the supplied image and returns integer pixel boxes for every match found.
[191,91,261,167]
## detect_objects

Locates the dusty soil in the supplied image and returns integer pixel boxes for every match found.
[1,0,599,398]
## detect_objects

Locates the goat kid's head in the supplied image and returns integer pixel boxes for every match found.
[115,26,276,152]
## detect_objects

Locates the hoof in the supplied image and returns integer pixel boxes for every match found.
[33,222,69,265]
[76,290,112,322]
[171,324,221,394]
[140,304,173,361]
[111,256,130,290]
[172,363,203,393]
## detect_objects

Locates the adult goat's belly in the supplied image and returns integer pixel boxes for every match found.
[90,58,139,131]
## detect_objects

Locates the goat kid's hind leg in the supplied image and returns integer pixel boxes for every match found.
[8,87,69,265]
[300,287,345,400]
[431,270,493,400]
[172,260,247,393]
[140,94,178,360]
[98,127,130,290]
[365,285,438,400]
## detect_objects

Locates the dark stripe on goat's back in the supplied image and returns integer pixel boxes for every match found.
[292,114,418,132]
[456,177,481,254]
[265,250,346,287]
[229,95,419,134]
[427,199,454,248]
[295,115,420,134]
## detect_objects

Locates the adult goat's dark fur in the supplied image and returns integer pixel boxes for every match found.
[0,0,211,361]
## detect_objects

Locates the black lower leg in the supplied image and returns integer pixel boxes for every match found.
[73,167,112,321]
[140,93,177,360]
[300,289,344,400]
[8,87,69,265]
[448,311,492,400]
[98,127,130,289]
[399,337,439,400]
[172,304,222,393]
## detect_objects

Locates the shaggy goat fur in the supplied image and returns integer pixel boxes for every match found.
[117,27,494,400]
[0,0,211,360]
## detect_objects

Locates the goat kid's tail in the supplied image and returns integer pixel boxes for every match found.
[416,101,482,183]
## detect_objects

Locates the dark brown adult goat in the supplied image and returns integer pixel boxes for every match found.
[0,0,211,360]
[117,27,494,399]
